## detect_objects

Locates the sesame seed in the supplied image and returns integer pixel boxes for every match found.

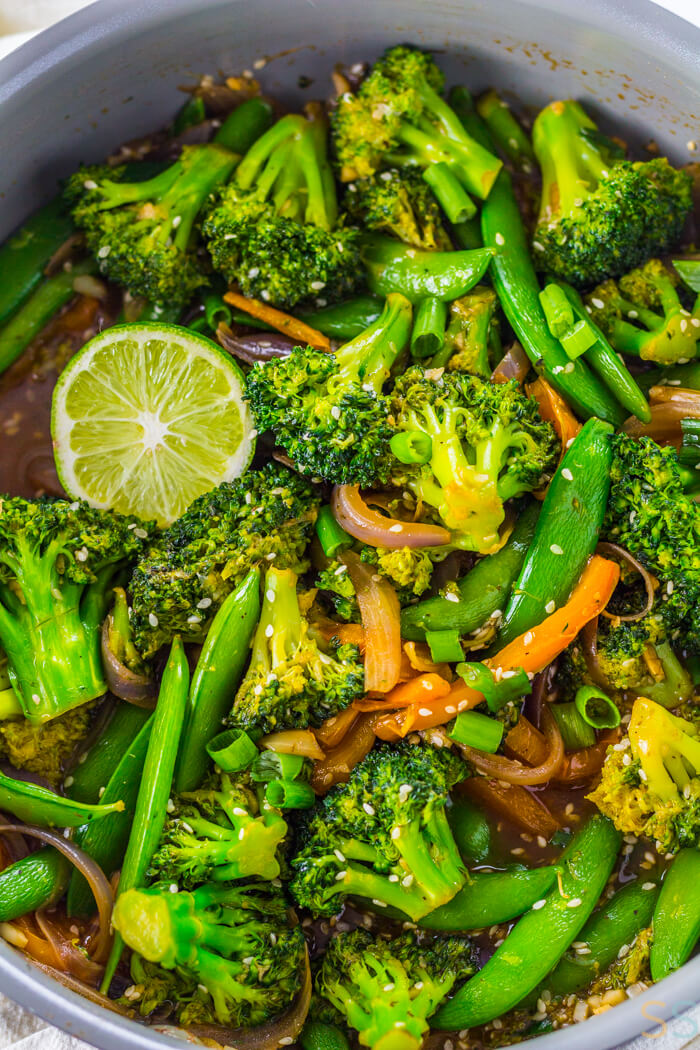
[197,597,212,609]
[561,468,573,481]
[642,882,656,891]
[97,245,111,258]
[171,215,182,229]
[335,871,347,881]
[372,899,387,907]
[388,523,403,533]
[334,849,346,862]
[363,802,375,815]
[591,298,604,309]
[495,232,505,246]
[253,57,267,69]
[148,613,159,627]
[310,280,326,291]
[545,600,556,614]
[567,897,583,908]
[418,707,432,716]
[83,179,98,189]
[532,899,546,910]
[64,776,74,788]
[445,592,459,603]
[169,884,178,894]
[523,631,534,645]
[330,405,341,420]
[550,543,564,555]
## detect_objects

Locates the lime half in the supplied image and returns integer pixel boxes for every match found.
[52,323,255,526]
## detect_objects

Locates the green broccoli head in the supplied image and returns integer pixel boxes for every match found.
[588,698,700,854]
[432,286,501,376]
[148,771,287,889]
[317,928,475,1050]
[532,100,693,287]
[0,703,94,786]
[113,880,305,1028]
[226,566,364,734]
[244,294,412,486]
[389,369,559,553]
[316,545,437,621]
[344,169,451,251]
[130,463,319,658]
[331,46,501,207]
[603,434,700,652]
[586,259,699,365]
[203,111,362,309]
[0,497,154,722]
[290,741,469,921]
[66,146,237,307]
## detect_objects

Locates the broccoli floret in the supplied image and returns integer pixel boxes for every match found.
[588,698,700,853]
[602,434,700,652]
[203,109,360,310]
[66,147,237,307]
[389,370,559,553]
[344,169,451,250]
[593,617,692,707]
[586,259,700,365]
[317,545,437,621]
[244,294,412,485]
[316,929,475,1050]
[0,497,153,723]
[531,100,692,287]
[430,286,501,376]
[112,880,305,1028]
[331,46,502,210]
[0,704,94,786]
[316,560,360,622]
[148,772,287,890]
[290,741,468,921]
[130,464,319,658]
[226,567,363,734]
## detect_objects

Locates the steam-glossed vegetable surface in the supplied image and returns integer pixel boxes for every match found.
[0,41,698,1050]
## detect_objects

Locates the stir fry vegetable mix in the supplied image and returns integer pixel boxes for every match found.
[0,44,698,1047]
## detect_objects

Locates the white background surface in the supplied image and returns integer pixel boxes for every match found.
[0,0,698,1048]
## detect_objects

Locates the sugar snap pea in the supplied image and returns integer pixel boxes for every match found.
[360,233,494,304]
[66,701,151,803]
[419,866,558,932]
[494,418,613,650]
[300,1021,350,1050]
[0,769,124,828]
[448,797,491,863]
[650,849,700,981]
[174,568,261,793]
[0,196,75,326]
[400,500,539,641]
[0,848,69,922]
[433,814,621,1029]
[100,637,189,993]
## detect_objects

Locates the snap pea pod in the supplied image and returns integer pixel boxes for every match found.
[450,87,626,426]
[636,361,700,393]
[170,95,206,136]
[67,702,152,804]
[300,1022,351,1050]
[213,97,274,152]
[539,879,658,999]
[174,568,261,793]
[360,233,494,304]
[448,797,491,863]
[650,849,700,981]
[67,714,154,917]
[433,814,622,1029]
[475,90,536,173]
[0,258,98,376]
[494,418,613,651]
[419,866,558,932]
[0,769,124,828]
[400,500,539,641]
[0,848,69,922]
[0,195,75,326]
[100,637,189,993]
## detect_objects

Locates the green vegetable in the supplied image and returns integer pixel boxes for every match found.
[300,1022,350,1050]
[651,849,700,980]
[361,234,493,304]
[316,505,353,558]
[551,702,596,751]
[433,814,621,1028]
[673,258,700,293]
[226,566,363,735]
[67,714,154,917]
[67,702,151,804]
[429,286,500,376]
[540,879,657,998]
[400,500,539,641]
[419,866,558,931]
[0,195,75,325]
[344,168,452,251]
[265,779,316,809]
[448,797,491,864]
[245,293,412,486]
[449,710,504,752]
[540,283,575,338]
[0,848,69,922]
[205,729,259,773]
[0,769,124,828]
[575,684,621,730]
[495,417,613,649]
[475,90,536,174]
[101,637,190,993]
[389,430,433,465]
[0,258,98,376]
[212,97,274,151]
[422,161,476,223]
[170,95,206,136]
[174,568,261,793]
[456,661,531,713]
[411,296,447,358]
[425,629,463,664]
[229,296,385,340]
[250,750,308,782]
[531,99,692,288]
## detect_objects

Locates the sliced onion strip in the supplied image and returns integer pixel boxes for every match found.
[332,486,449,549]
[455,705,565,785]
[341,551,402,693]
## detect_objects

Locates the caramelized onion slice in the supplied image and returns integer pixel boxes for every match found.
[341,551,402,693]
[101,617,157,707]
[332,486,450,549]
[456,706,565,786]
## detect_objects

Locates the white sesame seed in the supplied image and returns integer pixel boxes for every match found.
[550,544,563,555]
[97,245,111,258]
[445,592,459,603]
[197,597,212,610]
[83,179,98,190]
[372,899,387,907]
[363,802,375,815]
[561,468,573,481]
[335,871,347,881]
[545,600,556,614]
[169,884,178,894]
[148,612,159,627]
[532,899,546,910]
[642,882,656,891]
[495,232,505,246]
[567,897,583,908]
[310,280,326,291]
[418,707,432,716]
[265,624,274,638]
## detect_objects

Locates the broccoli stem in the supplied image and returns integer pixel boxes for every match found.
[248,568,302,676]
[334,292,413,393]
[533,101,609,220]
[475,90,536,174]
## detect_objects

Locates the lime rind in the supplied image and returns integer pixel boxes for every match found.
[51,323,256,526]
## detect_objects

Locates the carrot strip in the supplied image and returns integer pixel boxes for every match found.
[372,679,484,740]
[316,622,366,652]
[526,376,581,454]
[353,673,451,712]
[313,706,358,750]
[487,555,620,677]
[223,290,331,350]
[460,777,559,838]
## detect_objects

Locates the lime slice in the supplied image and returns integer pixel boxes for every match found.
[52,323,255,526]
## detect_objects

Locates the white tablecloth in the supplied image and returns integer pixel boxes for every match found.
[0,0,699,1047]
